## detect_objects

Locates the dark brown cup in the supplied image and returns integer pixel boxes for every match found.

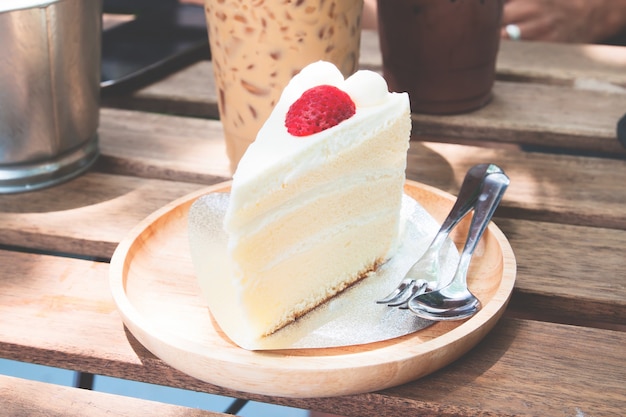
[377,0,503,115]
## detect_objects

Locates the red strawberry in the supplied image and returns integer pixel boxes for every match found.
[285,85,356,136]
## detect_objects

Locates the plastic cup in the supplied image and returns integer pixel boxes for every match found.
[204,0,364,172]
[377,0,503,115]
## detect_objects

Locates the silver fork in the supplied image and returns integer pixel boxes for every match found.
[377,163,504,307]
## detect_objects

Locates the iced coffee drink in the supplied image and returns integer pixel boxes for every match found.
[204,0,363,172]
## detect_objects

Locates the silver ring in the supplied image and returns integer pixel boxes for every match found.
[505,24,522,41]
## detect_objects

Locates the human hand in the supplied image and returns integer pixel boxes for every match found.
[501,0,626,43]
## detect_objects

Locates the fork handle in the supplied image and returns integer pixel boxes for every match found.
[450,172,510,288]
[438,163,503,236]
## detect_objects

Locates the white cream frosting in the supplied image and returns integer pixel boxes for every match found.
[226,61,408,228]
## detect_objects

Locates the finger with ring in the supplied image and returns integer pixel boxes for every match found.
[505,24,522,41]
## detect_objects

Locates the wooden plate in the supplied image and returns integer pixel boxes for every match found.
[109,180,516,398]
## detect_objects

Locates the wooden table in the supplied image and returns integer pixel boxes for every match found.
[1,30,625,416]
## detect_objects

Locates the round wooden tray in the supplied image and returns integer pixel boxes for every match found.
[109,180,516,398]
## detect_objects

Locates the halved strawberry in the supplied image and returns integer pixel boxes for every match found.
[285,85,356,136]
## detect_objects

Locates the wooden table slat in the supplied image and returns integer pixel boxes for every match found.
[0,172,206,258]
[412,81,626,155]
[496,39,626,89]
[0,374,229,417]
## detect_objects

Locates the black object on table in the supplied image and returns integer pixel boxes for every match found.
[101,0,210,96]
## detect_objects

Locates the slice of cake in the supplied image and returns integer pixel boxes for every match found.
[211,61,410,348]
